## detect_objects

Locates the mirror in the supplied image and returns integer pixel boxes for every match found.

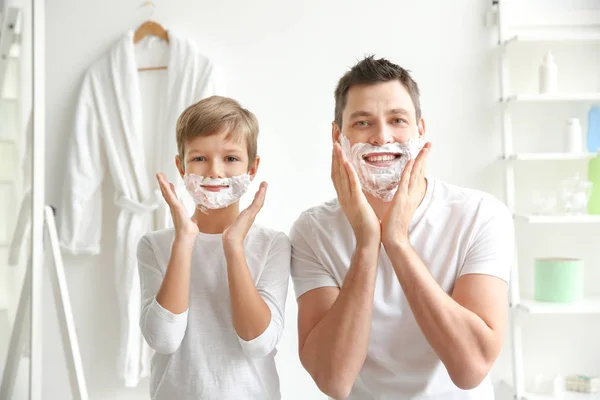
[0,0,32,398]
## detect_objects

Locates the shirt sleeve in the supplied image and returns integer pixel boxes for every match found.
[237,232,291,358]
[289,213,339,299]
[137,235,189,354]
[458,199,515,284]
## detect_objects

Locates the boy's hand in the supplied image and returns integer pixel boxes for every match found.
[223,182,267,252]
[156,173,199,240]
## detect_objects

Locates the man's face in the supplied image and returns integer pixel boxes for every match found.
[334,81,424,153]
[176,130,258,191]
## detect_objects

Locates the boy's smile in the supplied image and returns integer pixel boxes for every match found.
[201,184,229,192]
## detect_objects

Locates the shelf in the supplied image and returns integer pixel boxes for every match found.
[502,93,600,103]
[514,214,600,224]
[517,298,600,314]
[501,30,600,44]
[523,391,600,400]
[500,381,600,400]
[504,153,597,161]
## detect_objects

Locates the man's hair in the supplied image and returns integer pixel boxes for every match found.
[176,96,259,167]
[334,55,421,128]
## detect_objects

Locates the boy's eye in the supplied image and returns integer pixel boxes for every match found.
[192,156,206,162]
[225,156,239,162]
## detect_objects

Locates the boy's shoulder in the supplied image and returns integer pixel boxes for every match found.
[248,223,289,246]
[140,227,176,247]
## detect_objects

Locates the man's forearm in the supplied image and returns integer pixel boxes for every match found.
[156,236,195,314]
[225,245,271,341]
[301,244,379,397]
[385,242,496,385]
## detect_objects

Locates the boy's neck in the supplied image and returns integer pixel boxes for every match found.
[192,202,240,234]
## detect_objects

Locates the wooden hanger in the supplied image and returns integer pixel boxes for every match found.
[134,16,169,72]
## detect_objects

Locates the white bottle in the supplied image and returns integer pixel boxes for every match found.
[565,117,583,153]
[539,50,557,94]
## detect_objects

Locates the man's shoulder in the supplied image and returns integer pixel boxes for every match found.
[432,179,511,220]
[289,198,344,235]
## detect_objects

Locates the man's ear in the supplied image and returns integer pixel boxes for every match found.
[332,121,341,144]
[248,155,260,180]
[417,118,426,138]
[175,155,185,178]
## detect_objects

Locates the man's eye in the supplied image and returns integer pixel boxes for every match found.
[392,118,407,124]
[354,121,369,127]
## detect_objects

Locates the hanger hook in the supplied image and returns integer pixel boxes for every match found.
[139,1,155,18]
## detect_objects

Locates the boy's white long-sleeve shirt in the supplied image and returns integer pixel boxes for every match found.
[136,224,291,400]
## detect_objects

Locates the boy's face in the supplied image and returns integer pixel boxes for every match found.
[332,80,425,149]
[176,130,259,190]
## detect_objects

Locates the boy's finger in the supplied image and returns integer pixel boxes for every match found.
[249,182,267,214]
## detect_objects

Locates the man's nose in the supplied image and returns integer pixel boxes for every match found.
[370,123,394,146]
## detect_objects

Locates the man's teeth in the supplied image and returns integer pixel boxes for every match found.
[365,154,397,163]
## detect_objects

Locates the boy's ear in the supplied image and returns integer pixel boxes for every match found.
[248,155,260,180]
[175,155,185,178]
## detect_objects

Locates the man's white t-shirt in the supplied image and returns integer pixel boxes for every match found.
[289,178,515,400]
[137,225,291,400]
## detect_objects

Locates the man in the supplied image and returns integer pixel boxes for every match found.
[289,55,515,399]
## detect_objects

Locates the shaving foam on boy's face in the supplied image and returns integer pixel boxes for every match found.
[184,173,251,211]
[180,131,254,211]
[340,128,423,202]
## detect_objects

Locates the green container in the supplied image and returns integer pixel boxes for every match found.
[534,258,584,303]
[589,156,600,215]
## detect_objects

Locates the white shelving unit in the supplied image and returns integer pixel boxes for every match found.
[495,1,600,399]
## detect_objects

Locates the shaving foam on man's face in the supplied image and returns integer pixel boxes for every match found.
[340,128,423,202]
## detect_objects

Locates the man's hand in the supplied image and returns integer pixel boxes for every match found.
[157,173,199,240]
[222,181,267,252]
[381,142,431,249]
[331,143,381,247]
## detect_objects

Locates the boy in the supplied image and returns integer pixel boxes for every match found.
[137,96,290,400]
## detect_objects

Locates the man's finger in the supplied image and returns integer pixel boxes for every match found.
[331,145,341,192]
[399,159,414,188]
[334,144,351,196]
[342,158,361,194]
[410,143,431,190]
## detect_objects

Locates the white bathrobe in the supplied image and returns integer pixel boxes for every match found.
[58,29,222,387]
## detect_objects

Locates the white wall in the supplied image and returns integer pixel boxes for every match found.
[40,0,600,399]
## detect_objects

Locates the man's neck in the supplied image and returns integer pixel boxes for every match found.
[367,177,428,221]
[192,202,240,234]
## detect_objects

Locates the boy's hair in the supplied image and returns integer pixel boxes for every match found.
[334,55,422,128]
[176,96,259,167]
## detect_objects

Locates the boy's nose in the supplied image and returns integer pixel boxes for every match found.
[206,161,224,179]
